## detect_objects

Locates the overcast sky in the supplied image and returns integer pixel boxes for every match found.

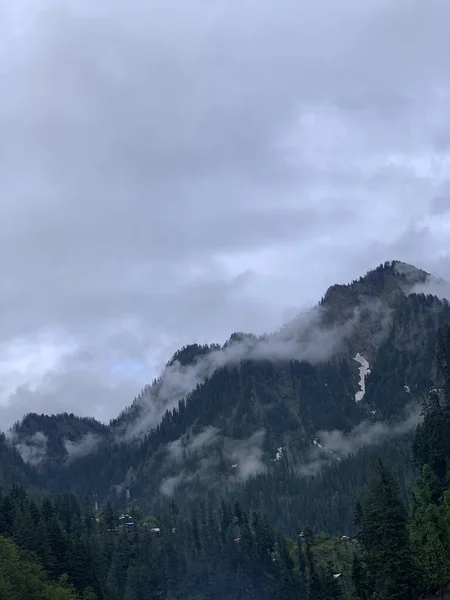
[1,0,450,427]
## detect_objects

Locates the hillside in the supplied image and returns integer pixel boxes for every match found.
[4,261,450,535]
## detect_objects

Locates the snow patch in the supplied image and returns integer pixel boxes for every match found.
[313,438,341,461]
[275,447,284,461]
[353,353,370,402]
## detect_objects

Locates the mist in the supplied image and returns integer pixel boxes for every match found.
[411,279,450,302]
[123,299,393,440]
[160,428,267,497]
[64,432,103,463]
[298,404,422,476]
[11,430,48,466]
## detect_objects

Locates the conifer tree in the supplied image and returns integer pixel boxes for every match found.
[351,552,367,600]
[357,460,417,600]
[303,528,322,600]
[321,561,343,599]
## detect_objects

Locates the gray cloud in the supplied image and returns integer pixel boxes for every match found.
[432,196,450,215]
[224,430,267,482]
[167,426,220,463]
[412,283,450,301]
[122,301,383,439]
[1,1,450,426]
[160,473,187,498]
[161,406,422,495]
[160,427,266,496]
[64,432,103,463]
[9,431,48,466]
[299,405,422,476]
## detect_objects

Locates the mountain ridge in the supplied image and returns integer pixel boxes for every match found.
[3,260,450,535]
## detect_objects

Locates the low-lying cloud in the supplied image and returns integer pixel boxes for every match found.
[64,432,103,463]
[411,278,450,302]
[160,428,267,496]
[399,260,450,301]
[11,430,48,466]
[224,430,267,482]
[123,300,391,440]
[167,425,220,463]
[159,407,422,496]
[299,405,421,476]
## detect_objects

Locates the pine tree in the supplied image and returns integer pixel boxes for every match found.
[351,553,367,600]
[321,561,343,599]
[296,538,308,600]
[304,528,322,600]
[409,326,450,595]
[357,460,418,600]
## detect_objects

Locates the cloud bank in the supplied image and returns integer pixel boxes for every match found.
[11,431,48,466]
[160,428,267,496]
[299,405,422,476]
[122,301,387,439]
[1,0,450,425]
[64,432,103,463]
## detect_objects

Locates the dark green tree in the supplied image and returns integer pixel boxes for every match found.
[357,460,417,600]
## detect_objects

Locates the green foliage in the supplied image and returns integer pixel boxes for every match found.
[0,484,349,600]
[355,460,417,599]
[0,535,79,599]
[407,324,450,596]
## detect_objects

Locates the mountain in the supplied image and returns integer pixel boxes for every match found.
[4,260,450,535]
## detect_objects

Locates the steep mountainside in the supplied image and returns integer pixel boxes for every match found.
[4,260,450,534]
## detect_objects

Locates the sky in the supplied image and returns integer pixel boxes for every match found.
[1,0,450,428]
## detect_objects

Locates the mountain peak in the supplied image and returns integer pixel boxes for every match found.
[391,260,430,284]
[320,261,431,312]
[167,343,219,368]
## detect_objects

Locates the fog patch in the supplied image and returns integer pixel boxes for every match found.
[223,429,267,481]
[13,431,48,466]
[64,432,103,463]
[160,428,266,496]
[298,405,421,477]
[167,425,220,463]
[123,301,387,440]
[411,279,450,301]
